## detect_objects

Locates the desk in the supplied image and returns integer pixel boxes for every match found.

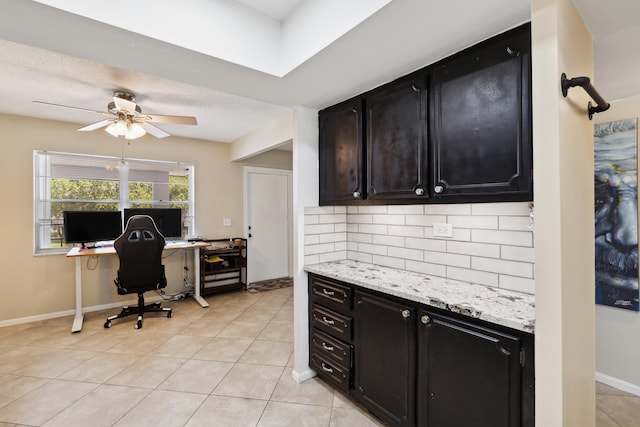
[66,241,210,333]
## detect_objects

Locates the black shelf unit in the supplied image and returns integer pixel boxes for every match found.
[200,238,247,295]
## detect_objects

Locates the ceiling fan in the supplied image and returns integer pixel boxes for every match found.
[33,91,197,139]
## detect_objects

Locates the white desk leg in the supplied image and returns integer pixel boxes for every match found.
[192,247,209,308]
[71,257,84,333]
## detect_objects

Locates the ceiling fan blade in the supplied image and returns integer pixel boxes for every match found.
[140,114,197,125]
[77,119,114,131]
[113,96,138,115]
[33,100,112,116]
[140,122,170,138]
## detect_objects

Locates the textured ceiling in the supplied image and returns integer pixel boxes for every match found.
[0,0,636,145]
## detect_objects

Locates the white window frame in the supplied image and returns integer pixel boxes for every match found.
[34,151,195,255]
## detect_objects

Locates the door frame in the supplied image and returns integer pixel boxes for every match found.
[243,166,293,280]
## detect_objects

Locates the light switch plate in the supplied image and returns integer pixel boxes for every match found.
[433,223,453,237]
[223,218,232,226]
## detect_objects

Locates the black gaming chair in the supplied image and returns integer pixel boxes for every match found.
[104,215,172,329]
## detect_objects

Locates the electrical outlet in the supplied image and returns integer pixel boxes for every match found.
[223,218,232,226]
[433,223,453,237]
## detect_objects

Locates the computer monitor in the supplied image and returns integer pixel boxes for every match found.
[123,208,183,238]
[63,211,123,248]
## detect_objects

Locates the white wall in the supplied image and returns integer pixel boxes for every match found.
[594,94,640,393]
[0,112,291,324]
[532,0,596,425]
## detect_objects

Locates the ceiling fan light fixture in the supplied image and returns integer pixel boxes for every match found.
[104,119,146,139]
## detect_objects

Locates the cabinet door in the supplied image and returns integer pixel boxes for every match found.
[319,98,365,205]
[354,291,415,427]
[417,310,522,427]
[367,73,429,201]
[430,23,532,201]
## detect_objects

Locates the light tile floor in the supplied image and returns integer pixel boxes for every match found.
[0,286,384,427]
[0,286,637,427]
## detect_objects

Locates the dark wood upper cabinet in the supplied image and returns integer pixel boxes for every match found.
[319,98,365,205]
[318,23,532,205]
[367,73,429,202]
[430,23,532,201]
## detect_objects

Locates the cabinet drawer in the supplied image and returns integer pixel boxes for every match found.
[311,328,352,369]
[311,304,353,342]
[311,353,351,392]
[310,276,352,312]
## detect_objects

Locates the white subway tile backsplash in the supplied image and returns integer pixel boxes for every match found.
[406,214,446,226]
[388,205,424,215]
[372,214,406,225]
[406,237,447,252]
[349,251,373,263]
[405,260,447,277]
[388,246,423,261]
[471,201,530,216]
[472,256,534,278]
[357,206,389,214]
[319,214,347,224]
[388,225,425,238]
[424,204,472,215]
[499,275,536,294]
[347,214,373,224]
[447,266,499,287]
[372,254,406,269]
[424,250,470,268]
[304,201,535,295]
[448,215,498,230]
[501,245,535,263]
[446,241,500,258]
[372,234,405,247]
[348,232,373,244]
[305,223,335,235]
[358,223,389,235]
[499,216,532,231]
[472,229,532,247]
[359,243,388,256]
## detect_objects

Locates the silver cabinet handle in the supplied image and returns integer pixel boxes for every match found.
[322,288,335,296]
[353,191,361,198]
[321,362,334,373]
[401,309,411,318]
[421,315,431,325]
[415,187,425,196]
[322,316,335,325]
[434,185,444,194]
[322,342,335,352]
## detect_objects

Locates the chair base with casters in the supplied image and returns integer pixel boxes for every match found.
[104,291,172,329]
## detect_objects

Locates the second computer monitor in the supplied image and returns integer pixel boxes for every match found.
[123,208,183,238]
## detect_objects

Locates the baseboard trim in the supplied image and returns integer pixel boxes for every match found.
[0,295,164,328]
[596,371,640,396]
[292,367,317,384]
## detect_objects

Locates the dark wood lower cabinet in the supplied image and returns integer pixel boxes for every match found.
[354,291,416,427]
[308,274,534,427]
[417,310,522,427]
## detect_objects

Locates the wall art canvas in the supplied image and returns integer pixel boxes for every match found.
[594,118,638,311]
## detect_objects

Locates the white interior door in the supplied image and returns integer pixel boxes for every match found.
[246,168,291,284]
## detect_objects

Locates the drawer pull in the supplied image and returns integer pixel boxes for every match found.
[322,316,335,325]
[321,342,335,352]
[322,288,335,297]
[321,362,334,373]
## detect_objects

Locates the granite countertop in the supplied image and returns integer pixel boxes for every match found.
[305,259,535,333]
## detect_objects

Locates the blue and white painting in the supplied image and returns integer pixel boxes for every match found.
[594,118,638,311]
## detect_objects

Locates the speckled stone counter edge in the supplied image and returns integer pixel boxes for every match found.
[305,259,535,333]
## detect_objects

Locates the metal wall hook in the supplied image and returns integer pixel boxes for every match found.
[561,72,610,120]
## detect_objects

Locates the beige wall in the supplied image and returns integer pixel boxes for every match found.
[594,95,640,391]
[532,0,596,425]
[0,113,291,323]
